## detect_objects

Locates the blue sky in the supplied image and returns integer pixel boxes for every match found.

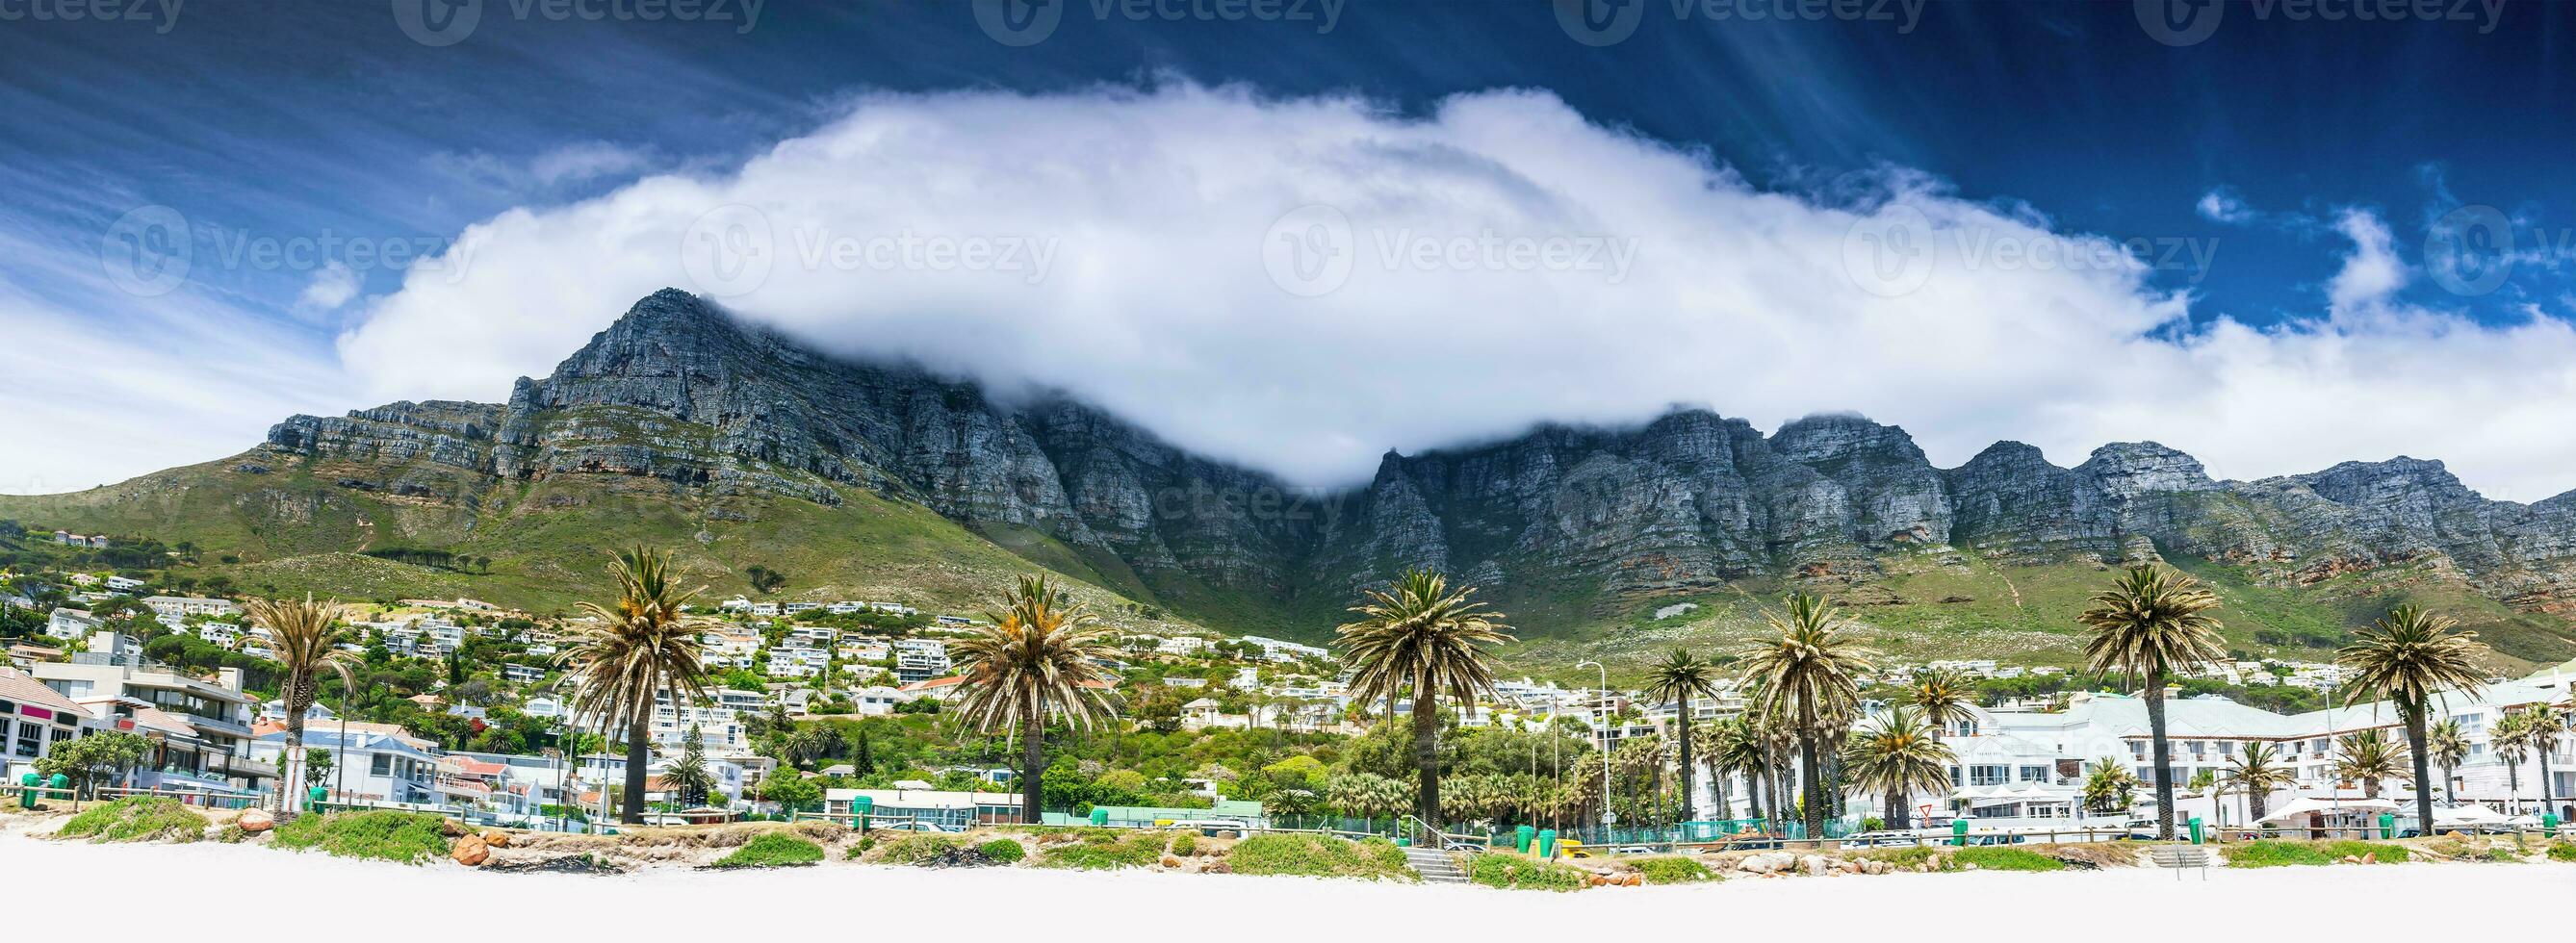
[4,1,2574,499]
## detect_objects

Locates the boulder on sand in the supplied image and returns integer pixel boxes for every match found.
[237,808,275,833]
[451,834,490,867]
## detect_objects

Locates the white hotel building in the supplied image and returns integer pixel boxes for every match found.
[1896,665,2576,827]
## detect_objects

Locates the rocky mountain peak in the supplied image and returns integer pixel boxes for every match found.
[2077,441,2214,497]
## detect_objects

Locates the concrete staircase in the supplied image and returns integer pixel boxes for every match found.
[1404,845,1469,883]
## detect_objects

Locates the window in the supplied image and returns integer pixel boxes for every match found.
[13,722,39,757]
[371,753,392,776]
[2020,765,2049,782]
[1971,765,2010,786]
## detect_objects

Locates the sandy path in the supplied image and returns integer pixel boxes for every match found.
[4,836,2563,938]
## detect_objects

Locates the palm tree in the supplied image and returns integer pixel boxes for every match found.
[1738,593,1876,840]
[2490,710,2534,814]
[558,547,711,825]
[2224,740,2294,826]
[663,723,718,808]
[1642,649,1722,821]
[2423,719,2470,804]
[244,595,357,815]
[2077,565,2226,840]
[1906,667,1979,737]
[2337,604,2484,830]
[2331,730,2409,800]
[2524,701,2568,817]
[2082,757,2140,816]
[1712,714,1769,826]
[1842,706,1954,829]
[952,574,1121,824]
[1691,724,1730,822]
[1335,569,1513,828]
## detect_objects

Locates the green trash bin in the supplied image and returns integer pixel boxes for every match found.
[1515,825,1535,853]
[17,772,35,809]
[309,785,328,808]
[1951,818,1971,847]
[2188,817,2203,845]
[1088,807,1109,828]
[2377,813,2396,839]
[853,796,874,831]
[2542,813,2560,833]
[1536,828,1557,857]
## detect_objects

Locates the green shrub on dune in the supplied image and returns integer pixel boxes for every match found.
[1468,854,1591,891]
[1632,855,1717,883]
[57,797,206,844]
[710,832,825,868]
[1228,833,1413,880]
[270,810,451,864]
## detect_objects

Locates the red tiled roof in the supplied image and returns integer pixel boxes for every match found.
[899,675,966,692]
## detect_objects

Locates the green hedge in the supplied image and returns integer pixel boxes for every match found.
[979,838,1027,863]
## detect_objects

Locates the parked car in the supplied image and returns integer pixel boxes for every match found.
[1163,819,1252,836]
[874,821,955,833]
[1841,830,1926,848]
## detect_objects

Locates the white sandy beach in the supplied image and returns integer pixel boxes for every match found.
[5,835,2564,939]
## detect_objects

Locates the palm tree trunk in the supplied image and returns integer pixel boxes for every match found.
[2506,762,2523,815]
[2538,737,2558,819]
[1020,701,1044,824]
[621,711,650,824]
[1887,790,1910,829]
[2403,706,2434,833]
[2440,763,2455,803]
[278,672,309,814]
[1410,672,1440,827]
[1799,734,1827,840]
[1673,700,1695,822]
[1744,766,1765,824]
[2144,671,2177,840]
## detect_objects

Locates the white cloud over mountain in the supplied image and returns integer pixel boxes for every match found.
[23,83,2576,502]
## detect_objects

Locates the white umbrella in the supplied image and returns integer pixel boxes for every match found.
[2433,804,2506,826]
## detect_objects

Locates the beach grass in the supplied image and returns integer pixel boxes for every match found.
[270,809,451,864]
[1227,833,1413,880]
[708,832,825,868]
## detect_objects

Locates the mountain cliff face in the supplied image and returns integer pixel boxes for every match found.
[245,290,2576,646]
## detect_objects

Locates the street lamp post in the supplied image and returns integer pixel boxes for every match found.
[1578,660,1610,841]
